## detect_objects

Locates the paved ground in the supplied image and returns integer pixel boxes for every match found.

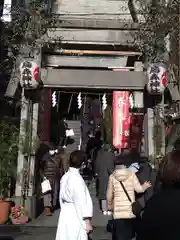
[0,226,110,240]
[28,181,110,228]
[0,182,111,240]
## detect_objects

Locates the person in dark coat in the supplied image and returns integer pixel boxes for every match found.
[95,143,115,213]
[38,142,61,216]
[57,118,68,148]
[86,130,102,159]
[137,149,180,240]
[121,149,156,206]
[86,129,95,160]
[134,155,157,236]
[85,130,102,177]
[116,149,156,235]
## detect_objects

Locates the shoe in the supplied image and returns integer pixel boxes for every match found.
[107,211,112,216]
[44,207,52,216]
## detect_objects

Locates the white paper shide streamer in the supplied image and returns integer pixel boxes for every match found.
[2,0,12,22]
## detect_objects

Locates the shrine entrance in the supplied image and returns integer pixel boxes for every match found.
[39,87,144,154]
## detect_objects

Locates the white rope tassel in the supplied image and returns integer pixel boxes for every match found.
[102,93,107,111]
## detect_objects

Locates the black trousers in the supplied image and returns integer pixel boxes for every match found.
[58,136,68,147]
[135,215,142,236]
[112,219,135,240]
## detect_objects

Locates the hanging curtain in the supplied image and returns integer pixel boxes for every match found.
[103,105,112,145]
[81,95,91,150]
[90,98,103,138]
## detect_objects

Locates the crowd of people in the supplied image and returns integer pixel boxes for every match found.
[36,134,180,240]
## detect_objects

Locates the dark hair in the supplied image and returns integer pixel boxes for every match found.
[95,130,101,139]
[35,141,54,160]
[115,152,132,167]
[69,150,85,168]
[160,150,180,184]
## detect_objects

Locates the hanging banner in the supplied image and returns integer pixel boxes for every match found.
[121,92,130,148]
[113,91,130,149]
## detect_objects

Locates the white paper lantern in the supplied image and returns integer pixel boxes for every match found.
[147,63,166,95]
[19,60,40,89]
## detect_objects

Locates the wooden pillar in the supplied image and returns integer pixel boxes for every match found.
[15,90,29,197]
[38,88,51,142]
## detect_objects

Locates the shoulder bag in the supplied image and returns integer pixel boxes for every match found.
[120,181,143,216]
[41,177,52,194]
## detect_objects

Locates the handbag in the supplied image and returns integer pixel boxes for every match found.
[65,129,74,137]
[120,181,143,216]
[41,177,52,194]
[106,219,113,233]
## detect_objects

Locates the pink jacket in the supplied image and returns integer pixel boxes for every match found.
[106,168,145,219]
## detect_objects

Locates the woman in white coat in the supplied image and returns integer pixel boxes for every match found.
[55,150,93,240]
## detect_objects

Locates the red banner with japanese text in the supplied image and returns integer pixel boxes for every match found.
[113,91,130,149]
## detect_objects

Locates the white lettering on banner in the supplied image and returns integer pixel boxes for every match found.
[124,130,130,137]
[113,90,130,149]
[117,97,126,107]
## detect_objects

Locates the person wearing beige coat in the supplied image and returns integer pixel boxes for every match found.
[106,154,151,240]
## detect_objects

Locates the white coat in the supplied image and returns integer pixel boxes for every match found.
[55,167,93,240]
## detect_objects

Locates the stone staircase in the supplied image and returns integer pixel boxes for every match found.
[88,181,111,228]
[66,120,81,154]
[30,180,110,226]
